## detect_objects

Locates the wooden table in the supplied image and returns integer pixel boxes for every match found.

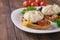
[0,0,60,40]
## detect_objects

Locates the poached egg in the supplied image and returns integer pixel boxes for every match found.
[42,4,60,15]
[23,10,44,22]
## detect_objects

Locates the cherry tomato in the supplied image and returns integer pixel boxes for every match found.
[31,2,38,6]
[23,1,29,7]
[35,0,42,3]
[38,20,48,26]
[40,1,48,6]
[29,0,34,6]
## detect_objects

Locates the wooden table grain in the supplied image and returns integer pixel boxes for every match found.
[0,0,60,40]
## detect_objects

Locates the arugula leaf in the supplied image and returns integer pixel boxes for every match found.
[53,18,60,27]
[21,6,36,14]
[56,21,60,28]
[26,6,36,11]
[21,9,27,14]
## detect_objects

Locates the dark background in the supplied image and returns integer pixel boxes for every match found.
[0,0,60,40]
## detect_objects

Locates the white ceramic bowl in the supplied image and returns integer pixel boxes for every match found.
[11,7,60,33]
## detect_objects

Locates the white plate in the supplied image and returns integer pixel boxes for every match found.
[11,7,60,33]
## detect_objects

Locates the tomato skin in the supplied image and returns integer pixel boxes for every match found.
[29,0,34,6]
[31,2,38,6]
[35,0,42,3]
[40,1,48,6]
[23,1,29,7]
[37,20,48,26]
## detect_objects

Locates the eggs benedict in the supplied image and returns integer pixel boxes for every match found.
[21,10,50,30]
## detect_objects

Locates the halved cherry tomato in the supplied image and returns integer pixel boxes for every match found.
[40,1,48,6]
[29,0,34,6]
[35,0,42,4]
[31,2,38,6]
[37,20,48,26]
[23,1,29,7]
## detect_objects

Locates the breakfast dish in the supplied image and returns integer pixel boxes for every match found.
[11,4,60,33]
[21,4,60,30]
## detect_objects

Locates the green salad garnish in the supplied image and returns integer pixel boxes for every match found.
[26,6,36,11]
[21,6,36,14]
[53,18,60,27]
[21,9,27,14]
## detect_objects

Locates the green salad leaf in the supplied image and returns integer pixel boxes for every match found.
[53,18,60,27]
[26,6,36,11]
[21,9,27,14]
[21,6,36,14]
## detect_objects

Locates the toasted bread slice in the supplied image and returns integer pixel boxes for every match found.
[26,23,50,30]
[21,18,50,30]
